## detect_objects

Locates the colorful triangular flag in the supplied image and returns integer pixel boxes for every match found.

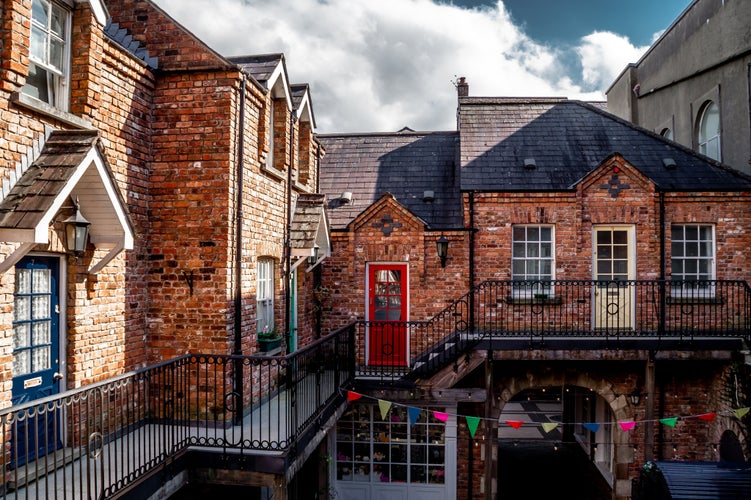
[733,407,750,419]
[505,420,524,429]
[378,399,392,420]
[433,411,449,422]
[541,422,559,434]
[408,406,422,427]
[347,391,362,402]
[619,421,636,432]
[583,423,600,433]
[466,416,481,438]
[698,412,717,422]
[659,417,678,428]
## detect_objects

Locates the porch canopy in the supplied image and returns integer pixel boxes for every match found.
[0,130,134,274]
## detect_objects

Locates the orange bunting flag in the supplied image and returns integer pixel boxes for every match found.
[618,421,636,432]
[734,407,750,419]
[541,422,559,434]
[698,412,717,422]
[505,420,524,429]
[347,391,362,402]
[433,411,449,422]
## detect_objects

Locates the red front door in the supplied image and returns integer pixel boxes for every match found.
[368,264,408,366]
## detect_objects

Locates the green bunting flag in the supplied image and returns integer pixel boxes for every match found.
[659,417,678,427]
[378,399,392,420]
[466,416,481,438]
[734,407,750,419]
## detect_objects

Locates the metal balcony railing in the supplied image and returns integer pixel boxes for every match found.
[355,280,751,378]
[1,325,355,499]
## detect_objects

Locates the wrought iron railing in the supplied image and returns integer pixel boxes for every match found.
[354,280,751,377]
[1,325,355,499]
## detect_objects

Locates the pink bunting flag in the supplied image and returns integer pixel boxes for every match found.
[698,412,717,422]
[347,391,362,402]
[618,421,636,432]
[505,420,524,429]
[433,411,449,422]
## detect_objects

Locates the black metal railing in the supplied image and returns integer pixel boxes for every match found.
[353,280,751,378]
[0,325,355,499]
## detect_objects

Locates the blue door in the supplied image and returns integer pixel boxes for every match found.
[12,256,62,465]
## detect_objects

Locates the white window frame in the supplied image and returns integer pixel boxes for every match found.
[266,99,275,169]
[257,258,274,332]
[23,0,71,110]
[697,101,721,162]
[511,225,555,297]
[670,224,716,297]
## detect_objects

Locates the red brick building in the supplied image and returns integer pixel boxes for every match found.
[318,89,751,499]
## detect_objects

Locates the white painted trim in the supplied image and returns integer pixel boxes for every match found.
[267,62,293,111]
[74,0,107,25]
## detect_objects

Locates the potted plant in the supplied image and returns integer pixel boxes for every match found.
[257,325,282,353]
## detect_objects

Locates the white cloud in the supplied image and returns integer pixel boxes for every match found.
[151,0,648,133]
[576,31,650,90]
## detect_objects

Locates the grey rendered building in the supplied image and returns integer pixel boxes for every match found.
[606,0,751,175]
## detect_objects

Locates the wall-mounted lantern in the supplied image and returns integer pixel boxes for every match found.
[308,244,320,267]
[63,198,90,255]
[628,391,642,406]
[436,236,449,268]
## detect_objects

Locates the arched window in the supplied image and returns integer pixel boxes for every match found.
[660,128,673,141]
[697,101,720,161]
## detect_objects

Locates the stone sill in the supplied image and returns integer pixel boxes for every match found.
[11,92,93,130]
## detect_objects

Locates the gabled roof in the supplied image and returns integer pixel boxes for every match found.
[0,130,135,273]
[291,84,316,128]
[458,97,751,192]
[289,193,330,271]
[317,131,462,231]
[230,54,293,110]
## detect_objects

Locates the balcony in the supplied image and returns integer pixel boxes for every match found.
[1,280,749,498]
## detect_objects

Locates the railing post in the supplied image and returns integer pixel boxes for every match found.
[658,280,666,338]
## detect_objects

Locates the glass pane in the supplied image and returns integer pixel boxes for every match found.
[410,465,427,483]
[526,243,539,258]
[50,3,66,37]
[540,261,552,276]
[613,231,628,244]
[527,227,539,241]
[685,260,697,274]
[671,226,683,240]
[685,226,698,240]
[699,226,713,240]
[30,25,47,62]
[32,295,49,319]
[671,242,684,258]
[387,309,401,320]
[33,345,50,371]
[388,283,400,295]
[13,323,30,348]
[540,227,552,241]
[540,242,552,258]
[375,270,388,281]
[512,260,525,276]
[49,37,64,71]
[375,284,387,295]
[700,241,713,257]
[428,445,445,463]
[32,0,49,27]
[32,321,50,345]
[613,246,628,259]
[14,296,30,321]
[13,350,30,376]
[33,268,51,293]
[389,271,401,282]
[375,297,387,308]
[671,261,682,276]
[512,243,525,257]
[700,103,719,138]
[597,261,612,275]
[512,227,525,240]
[390,463,407,482]
[685,242,699,257]
[429,466,446,484]
[597,245,611,258]
[16,269,31,293]
[597,231,611,244]
[614,261,628,274]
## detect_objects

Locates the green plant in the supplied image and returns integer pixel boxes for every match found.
[257,325,281,339]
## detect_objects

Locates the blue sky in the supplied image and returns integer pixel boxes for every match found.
[153,0,693,133]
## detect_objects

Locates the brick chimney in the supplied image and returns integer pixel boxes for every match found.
[456,76,469,97]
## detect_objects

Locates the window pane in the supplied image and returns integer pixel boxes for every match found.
[613,231,627,244]
[613,246,627,259]
[13,350,30,376]
[14,296,30,321]
[512,243,525,257]
[16,269,31,294]
[526,243,539,258]
[32,0,49,28]
[30,25,47,62]
[50,3,66,37]
[49,37,64,71]
[540,242,552,258]
[33,345,50,371]
[13,323,30,348]
[32,268,50,293]
[540,227,552,241]
[32,295,49,319]
[32,321,50,345]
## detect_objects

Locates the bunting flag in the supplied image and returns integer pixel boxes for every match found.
[541,422,559,434]
[734,407,750,419]
[583,423,600,433]
[466,416,481,438]
[505,420,524,429]
[408,406,422,427]
[659,417,678,428]
[378,399,392,420]
[433,411,449,422]
[347,391,362,402]
[698,412,717,422]
[619,421,636,432]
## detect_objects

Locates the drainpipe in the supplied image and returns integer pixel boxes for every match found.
[233,75,247,423]
[469,191,476,329]
[284,111,295,352]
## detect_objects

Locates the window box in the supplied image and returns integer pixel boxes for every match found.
[258,335,282,353]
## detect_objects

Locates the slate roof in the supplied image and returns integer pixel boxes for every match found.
[229,54,284,87]
[459,97,751,192]
[104,20,158,69]
[317,131,461,230]
[0,131,100,230]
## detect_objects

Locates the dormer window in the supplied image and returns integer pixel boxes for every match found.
[22,0,71,110]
